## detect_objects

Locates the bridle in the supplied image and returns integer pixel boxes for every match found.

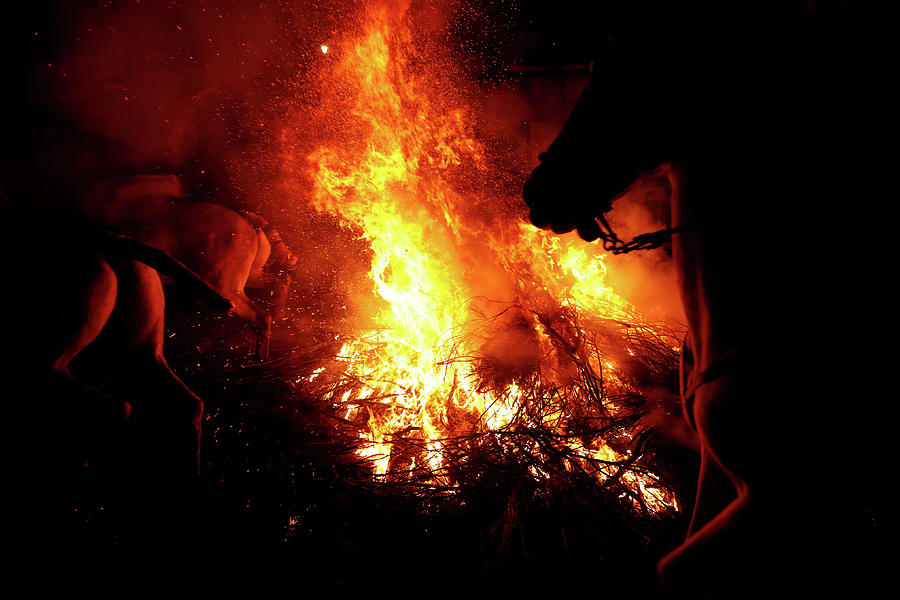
[593,213,704,255]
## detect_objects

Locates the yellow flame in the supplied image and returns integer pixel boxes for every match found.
[303,9,676,513]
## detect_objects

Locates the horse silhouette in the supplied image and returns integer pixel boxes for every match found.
[522,2,886,596]
[3,191,232,478]
[78,175,297,361]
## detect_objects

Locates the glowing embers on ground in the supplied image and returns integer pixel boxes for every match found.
[300,10,679,515]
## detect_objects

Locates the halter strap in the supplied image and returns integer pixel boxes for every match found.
[595,214,706,255]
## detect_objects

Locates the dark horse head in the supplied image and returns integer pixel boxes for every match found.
[523,29,677,243]
[522,2,782,246]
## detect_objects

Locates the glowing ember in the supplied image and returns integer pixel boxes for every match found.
[291,6,679,514]
[320,45,329,54]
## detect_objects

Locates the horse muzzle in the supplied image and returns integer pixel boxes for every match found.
[523,160,610,241]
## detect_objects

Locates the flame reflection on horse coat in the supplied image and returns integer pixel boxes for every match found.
[78,175,297,360]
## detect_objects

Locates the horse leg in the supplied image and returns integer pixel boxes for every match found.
[658,486,763,597]
[678,333,737,539]
[685,443,737,538]
[205,226,274,361]
[228,291,273,362]
[269,271,292,319]
[246,270,293,319]
[29,253,131,459]
[10,251,127,550]
[659,368,796,597]
[99,261,204,477]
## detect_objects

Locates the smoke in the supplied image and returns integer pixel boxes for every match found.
[637,395,698,452]
[476,74,686,326]
[604,173,686,324]
[8,1,355,191]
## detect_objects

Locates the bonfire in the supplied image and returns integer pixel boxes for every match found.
[276,5,684,517]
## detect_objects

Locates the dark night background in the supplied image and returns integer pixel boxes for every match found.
[1,1,894,594]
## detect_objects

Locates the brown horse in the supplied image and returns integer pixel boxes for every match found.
[523,3,885,596]
[78,175,297,361]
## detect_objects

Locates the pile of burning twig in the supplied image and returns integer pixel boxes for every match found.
[89,294,691,590]
[286,300,686,529]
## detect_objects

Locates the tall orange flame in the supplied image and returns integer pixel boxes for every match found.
[296,6,678,513]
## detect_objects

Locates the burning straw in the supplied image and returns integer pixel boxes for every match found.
[293,294,684,518]
[277,4,685,521]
